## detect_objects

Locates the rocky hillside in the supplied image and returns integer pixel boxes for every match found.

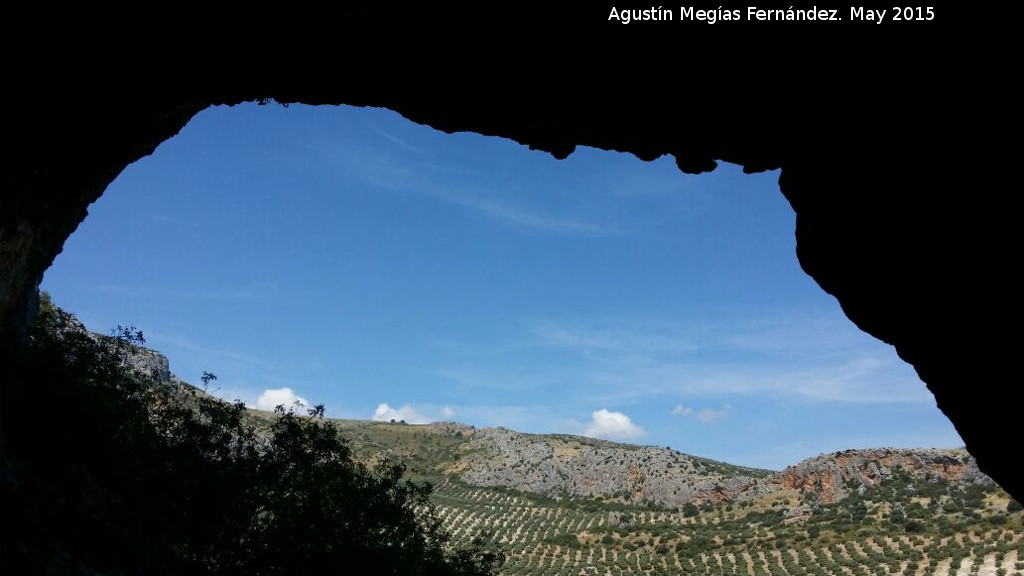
[40,300,173,383]
[440,426,993,509]
[763,447,991,504]
[26,302,1018,576]
[243,412,997,511]
[456,427,769,507]
[53,298,993,512]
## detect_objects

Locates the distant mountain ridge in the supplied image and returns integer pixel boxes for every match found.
[36,301,1019,573]
[70,301,991,511]
[45,303,1020,576]
[449,425,989,508]
[327,416,992,510]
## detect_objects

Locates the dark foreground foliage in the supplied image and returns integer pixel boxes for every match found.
[1,302,502,575]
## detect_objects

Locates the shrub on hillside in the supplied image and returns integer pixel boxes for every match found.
[1,302,502,576]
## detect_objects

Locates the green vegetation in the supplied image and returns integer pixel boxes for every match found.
[424,472,1022,576]
[7,299,1023,576]
[406,446,1023,576]
[1,303,501,575]
[690,454,774,480]
[326,419,469,482]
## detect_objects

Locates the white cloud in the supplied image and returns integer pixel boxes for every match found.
[372,403,432,424]
[671,404,693,416]
[441,406,456,419]
[582,409,647,441]
[256,387,309,412]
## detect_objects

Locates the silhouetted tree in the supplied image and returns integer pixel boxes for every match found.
[1,300,502,576]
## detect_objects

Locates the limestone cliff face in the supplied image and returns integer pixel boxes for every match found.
[458,428,765,507]
[456,429,991,508]
[764,448,989,504]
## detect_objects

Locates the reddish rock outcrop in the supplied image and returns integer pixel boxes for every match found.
[765,448,989,504]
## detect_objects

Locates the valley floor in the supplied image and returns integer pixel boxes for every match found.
[430,481,1024,576]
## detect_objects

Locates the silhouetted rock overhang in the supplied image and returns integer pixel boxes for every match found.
[3,7,1014,500]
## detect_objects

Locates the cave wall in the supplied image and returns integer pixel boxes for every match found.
[2,7,1015,499]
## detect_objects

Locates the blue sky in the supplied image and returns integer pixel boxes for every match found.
[40,103,963,470]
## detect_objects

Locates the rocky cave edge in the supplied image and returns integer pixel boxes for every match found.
[2,12,1015,501]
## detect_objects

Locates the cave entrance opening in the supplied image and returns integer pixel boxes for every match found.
[39,102,963,471]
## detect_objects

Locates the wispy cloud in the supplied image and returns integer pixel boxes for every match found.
[671,403,732,423]
[433,310,930,407]
[697,409,729,423]
[364,123,429,156]
[582,352,929,406]
[90,283,272,302]
[145,331,264,367]
[532,320,699,355]
[309,138,625,237]
[544,314,930,405]
[430,365,559,393]
[433,187,623,237]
